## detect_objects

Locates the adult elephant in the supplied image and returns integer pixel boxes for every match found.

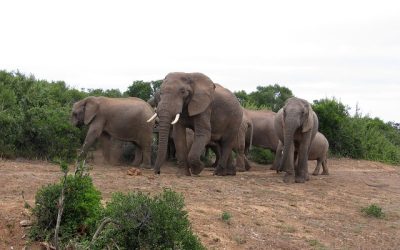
[243,109,279,169]
[274,132,329,175]
[71,96,155,168]
[148,72,243,176]
[185,108,253,172]
[274,97,318,183]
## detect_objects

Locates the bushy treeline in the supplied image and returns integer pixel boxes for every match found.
[0,70,399,165]
[313,98,400,164]
[0,71,134,161]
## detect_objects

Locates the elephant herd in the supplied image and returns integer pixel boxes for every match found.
[71,72,329,183]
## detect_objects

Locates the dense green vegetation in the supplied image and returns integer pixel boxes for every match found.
[29,163,203,249]
[0,70,399,165]
[29,165,102,245]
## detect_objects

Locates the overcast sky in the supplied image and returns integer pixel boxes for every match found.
[1,0,399,122]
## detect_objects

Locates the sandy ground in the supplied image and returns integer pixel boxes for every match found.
[0,158,400,249]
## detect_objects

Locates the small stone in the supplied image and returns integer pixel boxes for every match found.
[127,167,142,176]
[19,220,32,227]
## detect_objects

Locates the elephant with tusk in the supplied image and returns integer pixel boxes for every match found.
[149,72,243,176]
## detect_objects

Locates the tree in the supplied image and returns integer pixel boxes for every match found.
[312,98,349,153]
[248,84,293,112]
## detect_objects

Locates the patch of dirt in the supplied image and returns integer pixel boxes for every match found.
[1,158,400,249]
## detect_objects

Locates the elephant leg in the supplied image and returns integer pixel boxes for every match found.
[312,159,321,175]
[296,143,309,183]
[132,146,142,166]
[100,133,111,163]
[321,159,329,175]
[215,138,236,176]
[172,124,191,176]
[188,127,211,175]
[244,156,251,171]
[281,143,296,183]
[271,141,283,171]
[141,145,152,168]
[79,125,102,160]
[210,144,220,168]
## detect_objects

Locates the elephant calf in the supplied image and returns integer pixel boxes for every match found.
[71,96,155,168]
[274,132,329,175]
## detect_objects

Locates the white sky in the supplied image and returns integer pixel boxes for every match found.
[1,0,399,122]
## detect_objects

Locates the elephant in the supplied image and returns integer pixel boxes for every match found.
[274,97,318,183]
[185,107,253,172]
[274,132,329,175]
[243,109,279,169]
[71,96,155,168]
[148,72,243,176]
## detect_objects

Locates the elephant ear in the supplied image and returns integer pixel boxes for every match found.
[302,105,314,133]
[84,97,99,125]
[187,73,216,116]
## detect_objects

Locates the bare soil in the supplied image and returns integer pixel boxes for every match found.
[1,158,400,249]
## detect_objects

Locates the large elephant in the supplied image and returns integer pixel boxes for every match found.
[148,72,243,176]
[71,96,155,167]
[274,132,329,175]
[185,108,253,172]
[274,97,318,183]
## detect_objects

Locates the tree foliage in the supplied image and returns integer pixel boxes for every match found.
[124,80,162,101]
[234,84,293,112]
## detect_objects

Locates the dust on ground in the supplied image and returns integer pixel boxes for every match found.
[1,158,399,249]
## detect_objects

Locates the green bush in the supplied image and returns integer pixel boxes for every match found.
[361,204,384,218]
[91,189,204,250]
[249,146,275,164]
[313,98,400,165]
[221,211,232,223]
[29,174,102,244]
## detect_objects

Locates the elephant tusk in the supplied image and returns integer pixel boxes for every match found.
[147,113,158,123]
[171,113,180,124]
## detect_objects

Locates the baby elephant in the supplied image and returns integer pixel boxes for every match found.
[274,132,329,175]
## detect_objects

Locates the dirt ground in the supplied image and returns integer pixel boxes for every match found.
[1,158,400,249]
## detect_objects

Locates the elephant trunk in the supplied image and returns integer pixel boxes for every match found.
[154,115,172,174]
[280,122,297,174]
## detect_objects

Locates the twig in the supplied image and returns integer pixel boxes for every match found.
[54,169,68,249]
[90,217,121,245]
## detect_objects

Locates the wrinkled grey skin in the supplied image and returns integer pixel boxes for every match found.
[71,96,155,167]
[244,109,279,170]
[274,97,318,183]
[153,72,243,176]
[274,132,329,175]
[186,108,253,172]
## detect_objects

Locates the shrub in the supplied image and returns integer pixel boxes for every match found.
[361,204,384,218]
[91,189,204,250]
[29,173,102,244]
[249,146,275,164]
[221,211,232,223]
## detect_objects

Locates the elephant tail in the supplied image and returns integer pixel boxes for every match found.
[245,120,253,155]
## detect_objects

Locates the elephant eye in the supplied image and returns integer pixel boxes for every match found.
[179,88,186,95]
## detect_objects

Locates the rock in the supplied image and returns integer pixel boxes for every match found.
[127,167,142,176]
[19,220,32,227]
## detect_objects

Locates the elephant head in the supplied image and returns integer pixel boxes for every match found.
[275,97,318,182]
[71,96,100,127]
[149,72,216,174]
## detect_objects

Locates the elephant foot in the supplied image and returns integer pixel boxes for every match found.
[270,165,277,171]
[236,166,246,172]
[312,171,319,176]
[295,175,306,183]
[176,168,191,176]
[283,173,295,183]
[245,163,251,171]
[226,168,236,176]
[321,171,329,175]
[214,166,226,176]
